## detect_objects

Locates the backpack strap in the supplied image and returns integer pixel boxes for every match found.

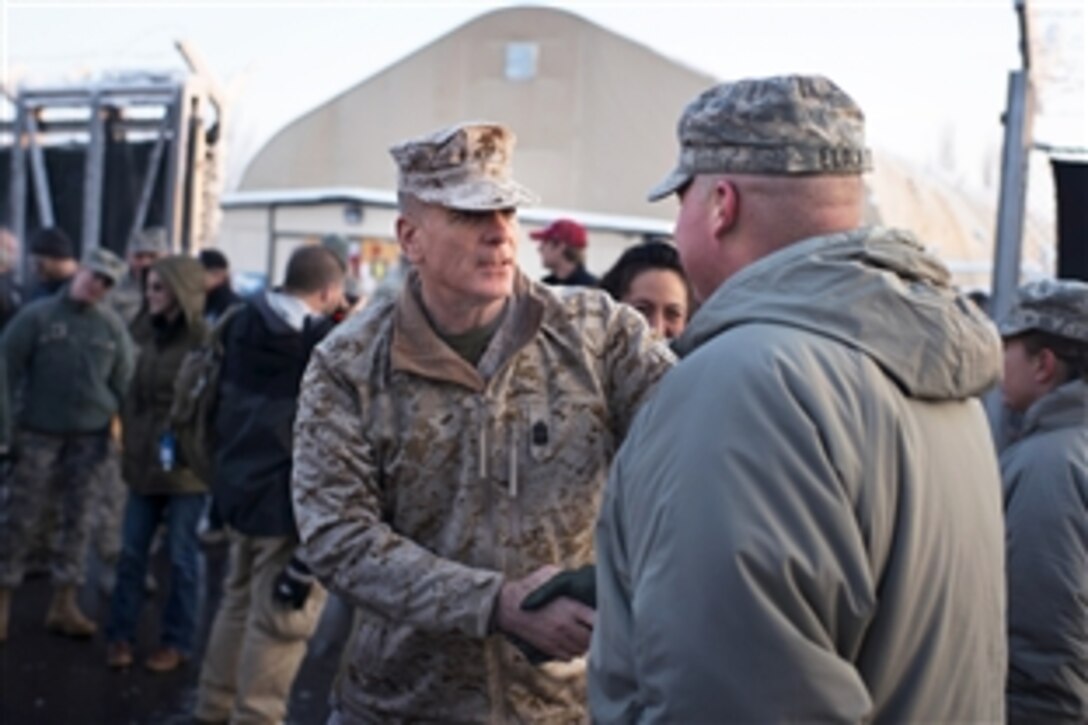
[209,302,245,348]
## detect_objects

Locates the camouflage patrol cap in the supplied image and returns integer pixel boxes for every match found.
[999,278,1088,344]
[128,227,170,255]
[390,122,539,210]
[648,74,872,201]
[82,247,127,286]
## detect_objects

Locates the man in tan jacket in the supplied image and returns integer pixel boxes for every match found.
[291,122,673,722]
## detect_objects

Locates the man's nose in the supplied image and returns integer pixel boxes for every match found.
[481,212,516,243]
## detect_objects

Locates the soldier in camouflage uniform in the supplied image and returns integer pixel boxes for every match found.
[0,248,135,642]
[290,122,674,722]
[110,227,170,325]
[998,279,1088,722]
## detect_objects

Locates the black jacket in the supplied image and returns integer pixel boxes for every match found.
[213,292,335,537]
[204,282,241,324]
[29,275,72,302]
[542,264,599,287]
[0,272,21,330]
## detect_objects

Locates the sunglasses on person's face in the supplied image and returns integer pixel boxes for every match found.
[147,281,166,293]
[92,272,115,288]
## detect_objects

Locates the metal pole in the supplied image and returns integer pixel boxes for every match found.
[986,0,1036,436]
[266,204,277,282]
[81,92,106,254]
[128,118,169,244]
[9,100,28,286]
[163,86,193,252]
[25,111,56,229]
[989,69,1034,322]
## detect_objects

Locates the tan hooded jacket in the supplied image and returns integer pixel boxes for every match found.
[292,270,674,722]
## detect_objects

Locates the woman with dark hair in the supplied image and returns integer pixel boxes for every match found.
[599,240,694,340]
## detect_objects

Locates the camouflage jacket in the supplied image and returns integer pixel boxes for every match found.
[292,270,674,723]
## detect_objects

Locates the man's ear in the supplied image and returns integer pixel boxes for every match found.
[1034,347,1065,387]
[710,178,739,238]
[397,215,423,264]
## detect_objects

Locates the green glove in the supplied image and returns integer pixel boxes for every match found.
[506,565,596,666]
[521,564,596,611]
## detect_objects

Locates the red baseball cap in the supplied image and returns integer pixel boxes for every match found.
[530,219,587,249]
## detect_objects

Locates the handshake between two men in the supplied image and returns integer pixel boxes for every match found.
[494,564,596,665]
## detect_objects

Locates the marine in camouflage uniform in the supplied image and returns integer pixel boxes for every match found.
[291,122,674,722]
[0,248,134,642]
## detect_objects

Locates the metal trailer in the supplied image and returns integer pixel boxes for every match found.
[0,70,223,284]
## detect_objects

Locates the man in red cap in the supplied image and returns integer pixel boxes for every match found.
[532,218,599,287]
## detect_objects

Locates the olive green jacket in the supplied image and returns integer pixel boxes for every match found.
[121,256,208,494]
[2,287,134,435]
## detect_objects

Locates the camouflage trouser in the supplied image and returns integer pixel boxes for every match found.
[23,439,122,576]
[88,439,126,566]
[0,429,109,587]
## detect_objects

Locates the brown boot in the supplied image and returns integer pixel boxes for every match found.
[144,646,186,673]
[106,641,134,669]
[45,585,97,638]
[0,588,11,643]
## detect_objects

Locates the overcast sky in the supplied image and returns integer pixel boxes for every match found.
[1,0,1083,194]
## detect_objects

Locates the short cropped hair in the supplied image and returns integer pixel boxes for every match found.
[199,248,230,271]
[561,245,586,266]
[1018,330,1088,383]
[283,245,345,295]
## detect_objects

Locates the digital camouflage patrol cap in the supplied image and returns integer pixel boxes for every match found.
[999,278,1088,344]
[82,247,127,286]
[128,227,170,255]
[648,74,872,201]
[390,122,539,211]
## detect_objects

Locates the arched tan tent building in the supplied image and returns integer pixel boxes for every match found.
[220,5,1052,290]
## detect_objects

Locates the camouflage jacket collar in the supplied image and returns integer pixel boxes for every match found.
[390,270,544,392]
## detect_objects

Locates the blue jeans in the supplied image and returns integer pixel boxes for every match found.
[105,491,207,654]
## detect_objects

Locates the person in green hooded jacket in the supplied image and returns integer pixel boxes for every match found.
[104,255,208,673]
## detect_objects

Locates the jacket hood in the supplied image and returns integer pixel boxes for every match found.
[152,255,206,331]
[674,227,1002,400]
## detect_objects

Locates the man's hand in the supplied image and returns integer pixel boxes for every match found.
[272,555,314,609]
[494,565,595,662]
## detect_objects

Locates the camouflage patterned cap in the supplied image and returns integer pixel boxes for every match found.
[128,227,170,255]
[648,74,872,201]
[999,278,1088,344]
[82,247,128,286]
[390,122,539,210]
